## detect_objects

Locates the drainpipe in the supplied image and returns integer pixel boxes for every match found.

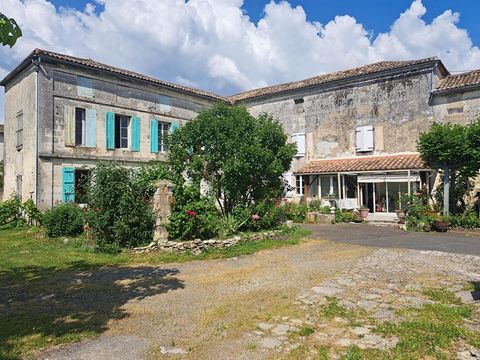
[32,55,41,206]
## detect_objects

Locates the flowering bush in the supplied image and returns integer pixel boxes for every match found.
[168,183,220,240]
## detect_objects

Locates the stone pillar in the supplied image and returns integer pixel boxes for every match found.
[153,180,174,244]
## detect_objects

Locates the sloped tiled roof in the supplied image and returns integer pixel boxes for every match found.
[435,70,480,93]
[230,58,445,102]
[295,153,428,174]
[0,49,225,100]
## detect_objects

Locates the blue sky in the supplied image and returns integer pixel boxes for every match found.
[1,0,480,120]
[47,0,480,52]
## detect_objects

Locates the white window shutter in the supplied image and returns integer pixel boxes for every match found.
[292,133,306,156]
[355,128,364,151]
[356,126,374,152]
[364,126,374,151]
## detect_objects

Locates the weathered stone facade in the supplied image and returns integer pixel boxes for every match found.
[2,50,480,211]
[2,50,219,208]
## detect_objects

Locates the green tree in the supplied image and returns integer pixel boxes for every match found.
[418,121,480,215]
[0,13,22,47]
[167,103,296,215]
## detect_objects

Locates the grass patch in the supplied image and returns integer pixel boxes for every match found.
[0,226,309,359]
[376,303,475,359]
[297,325,314,337]
[422,288,461,304]
[321,297,361,326]
[340,345,385,360]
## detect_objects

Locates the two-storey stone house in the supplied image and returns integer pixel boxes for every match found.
[2,49,480,214]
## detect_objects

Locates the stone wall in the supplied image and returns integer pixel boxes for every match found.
[3,67,37,201]
[245,70,436,172]
[432,88,480,125]
[33,61,217,208]
[134,230,283,255]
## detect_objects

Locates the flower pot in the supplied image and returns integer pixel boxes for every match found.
[395,209,406,221]
[433,220,449,232]
[359,208,369,219]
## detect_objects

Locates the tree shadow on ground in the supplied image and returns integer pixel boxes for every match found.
[0,261,184,359]
[470,281,480,301]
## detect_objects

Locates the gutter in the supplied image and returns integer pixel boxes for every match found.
[32,55,41,205]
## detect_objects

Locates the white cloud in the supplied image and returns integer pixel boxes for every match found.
[1,0,480,120]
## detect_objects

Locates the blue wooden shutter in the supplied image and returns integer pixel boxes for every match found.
[131,116,141,152]
[62,167,75,203]
[170,121,181,133]
[105,112,115,149]
[85,108,96,148]
[150,119,158,153]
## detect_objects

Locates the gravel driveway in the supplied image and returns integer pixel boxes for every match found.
[38,240,371,360]
[36,229,480,359]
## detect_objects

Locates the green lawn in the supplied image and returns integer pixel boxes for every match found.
[0,226,308,359]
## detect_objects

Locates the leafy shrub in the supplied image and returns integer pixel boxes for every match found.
[42,203,85,237]
[308,199,322,211]
[448,209,480,229]
[0,195,23,226]
[334,209,355,223]
[23,199,42,226]
[282,202,307,223]
[168,183,220,240]
[87,162,159,252]
[214,214,246,238]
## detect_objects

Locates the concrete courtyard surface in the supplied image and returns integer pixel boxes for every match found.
[302,223,480,256]
[32,230,480,359]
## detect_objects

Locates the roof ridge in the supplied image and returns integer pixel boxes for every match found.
[228,57,442,102]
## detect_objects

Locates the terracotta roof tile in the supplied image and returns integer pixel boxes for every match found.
[295,153,428,174]
[435,70,480,93]
[229,58,443,102]
[1,49,225,100]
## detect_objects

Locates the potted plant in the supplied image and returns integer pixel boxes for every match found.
[358,206,369,219]
[432,214,449,232]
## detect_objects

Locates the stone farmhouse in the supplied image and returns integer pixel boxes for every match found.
[1,49,480,217]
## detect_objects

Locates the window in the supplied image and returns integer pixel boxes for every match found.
[0,131,4,144]
[320,175,338,198]
[356,125,374,152]
[291,133,306,157]
[158,122,170,153]
[16,111,23,151]
[16,175,22,199]
[114,114,130,149]
[296,176,303,195]
[74,169,90,204]
[75,108,86,146]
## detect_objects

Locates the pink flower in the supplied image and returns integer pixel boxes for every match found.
[186,210,197,217]
[252,213,260,221]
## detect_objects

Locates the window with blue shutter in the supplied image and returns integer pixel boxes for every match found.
[131,116,140,152]
[105,112,115,149]
[62,167,75,203]
[85,108,96,148]
[150,119,158,153]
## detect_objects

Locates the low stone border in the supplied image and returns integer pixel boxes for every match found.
[133,230,283,255]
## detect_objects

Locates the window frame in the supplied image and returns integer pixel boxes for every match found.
[16,111,23,151]
[75,107,86,146]
[296,175,304,196]
[114,114,130,149]
[157,121,171,153]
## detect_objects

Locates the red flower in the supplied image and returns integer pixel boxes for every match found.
[252,213,260,221]
[186,210,197,217]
